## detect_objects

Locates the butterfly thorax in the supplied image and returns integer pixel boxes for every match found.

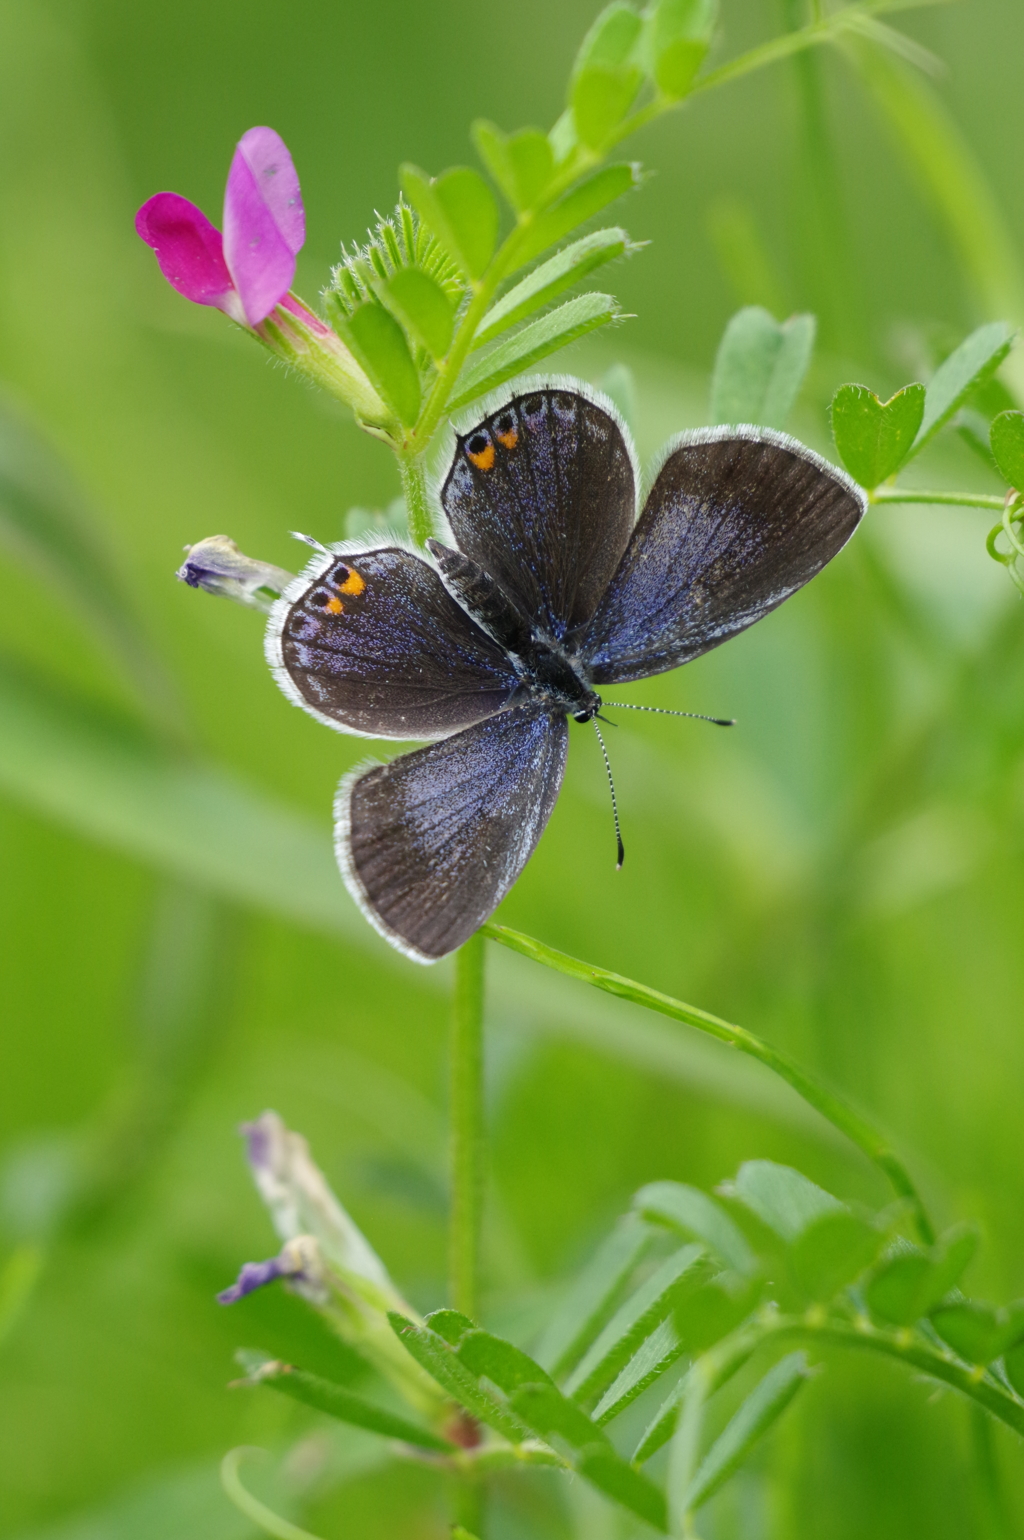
[428,538,601,723]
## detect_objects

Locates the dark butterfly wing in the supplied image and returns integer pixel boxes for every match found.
[440,385,637,641]
[337,703,568,962]
[578,429,865,685]
[267,544,519,739]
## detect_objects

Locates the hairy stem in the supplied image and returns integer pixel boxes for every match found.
[450,932,486,1319]
[872,487,1006,510]
[398,453,434,547]
[482,923,934,1244]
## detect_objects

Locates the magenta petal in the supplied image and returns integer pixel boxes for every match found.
[223,127,303,326]
[238,126,304,254]
[135,193,235,310]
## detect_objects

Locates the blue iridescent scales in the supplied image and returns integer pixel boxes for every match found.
[266,381,865,962]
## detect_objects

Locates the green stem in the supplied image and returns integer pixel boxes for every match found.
[450,933,486,1319]
[398,453,434,547]
[481,923,934,1244]
[872,487,1006,510]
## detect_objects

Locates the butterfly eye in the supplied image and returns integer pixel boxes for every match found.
[334,564,366,596]
[310,586,343,614]
[494,413,518,450]
[466,432,495,472]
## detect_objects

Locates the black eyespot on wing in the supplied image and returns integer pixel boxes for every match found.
[268,545,519,740]
[441,387,637,640]
[580,431,865,684]
[337,703,568,960]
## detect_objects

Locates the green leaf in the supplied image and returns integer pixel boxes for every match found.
[990,409,1024,489]
[456,1329,555,1391]
[387,1314,528,1442]
[476,228,631,346]
[509,1383,668,1531]
[829,382,926,489]
[911,321,1015,457]
[472,121,554,212]
[509,1380,609,1450]
[683,1353,809,1512]
[563,1243,705,1402]
[570,4,644,149]
[634,1180,754,1273]
[575,1448,667,1531]
[514,163,640,268]
[644,0,716,98]
[790,1211,884,1302]
[709,307,816,430]
[592,1317,683,1424]
[235,1350,456,1452]
[730,1160,843,1243]
[929,1301,1009,1365]
[673,1271,761,1353]
[537,1212,653,1376]
[378,267,454,361]
[399,164,499,280]
[866,1225,979,1326]
[335,302,420,426]
[448,293,622,412]
[422,1308,474,1346]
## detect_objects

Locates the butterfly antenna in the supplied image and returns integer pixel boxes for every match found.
[290,531,329,553]
[592,719,625,870]
[602,702,735,727]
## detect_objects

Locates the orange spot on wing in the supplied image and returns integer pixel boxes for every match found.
[325,596,344,614]
[338,567,365,596]
[467,442,495,471]
[496,427,518,450]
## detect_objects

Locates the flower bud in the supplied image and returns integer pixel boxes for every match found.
[176,535,294,613]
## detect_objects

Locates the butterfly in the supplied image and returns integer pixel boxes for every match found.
[267,380,865,963]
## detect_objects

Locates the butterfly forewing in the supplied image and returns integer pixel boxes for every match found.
[268,545,519,739]
[579,431,865,684]
[441,387,636,640]
[338,704,568,961]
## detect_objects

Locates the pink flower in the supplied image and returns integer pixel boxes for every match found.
[136,126,304,328]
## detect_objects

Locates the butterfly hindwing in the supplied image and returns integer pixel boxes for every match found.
[268,545,519,739]
[579,430,865,684]
[441,386,637,640]
[337,704,568,961]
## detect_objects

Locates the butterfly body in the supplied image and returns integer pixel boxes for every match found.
[267,380,865,963]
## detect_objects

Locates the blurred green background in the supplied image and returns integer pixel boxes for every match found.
[3,0,1024,1534]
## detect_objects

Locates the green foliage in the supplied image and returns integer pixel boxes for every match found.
[472,122,555,213]
[448,293,622,410]
[235,1350,456,1451]
[334,303,421,426]
[990,409,1024,489]
[570,4,645,150]
[912,321,1016,458]
[475,229,632,345]
[709,306,816,429]
[865,1225,979,1327]
[399,165,500,282]
[514,163,640,267]
[536,1213,653,1376]
[634,1179,755,1272]
[730,1159,843,1242]
[644,0,717,98]
[830,382,926,488]
[378,268,455,362]
[928,1300,1024,1365]
[790,1210,883,1302]
[676,1353,809,1515]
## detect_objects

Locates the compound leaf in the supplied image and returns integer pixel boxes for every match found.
[379,267,455,360]
[336,302,420,426]
[514,162,640,268]
[990,409,1024,488]
[400,164,499,281]
[388,1314,527,1442]
[790,1210,884,1302]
